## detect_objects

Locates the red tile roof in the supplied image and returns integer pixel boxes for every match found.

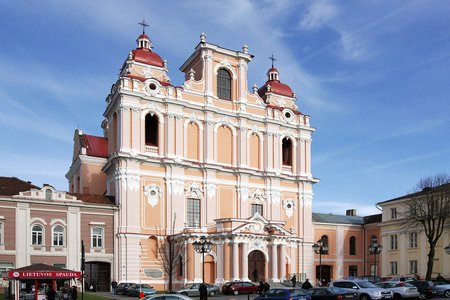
[0,176,39,196]
[132,48,164,67]
[68,192,115,205]
[82,134,108,158]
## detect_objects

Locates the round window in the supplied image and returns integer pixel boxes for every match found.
[285,112,291,119]
[149,83,157,90]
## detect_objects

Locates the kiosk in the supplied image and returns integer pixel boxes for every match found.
[7,264,82,300]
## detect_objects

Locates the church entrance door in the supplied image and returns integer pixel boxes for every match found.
[248,250,265,282]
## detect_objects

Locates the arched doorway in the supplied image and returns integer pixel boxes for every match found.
[85,262,110,292]
[315,265,332,286]
[248,250,265,282]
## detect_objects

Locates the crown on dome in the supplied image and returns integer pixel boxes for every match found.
[257,56,294,98]
[131,20,164,67]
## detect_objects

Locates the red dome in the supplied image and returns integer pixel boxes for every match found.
[131,48,164,67]
[258,80,294,98]
[268,67,278,73]
[138,34,149,40]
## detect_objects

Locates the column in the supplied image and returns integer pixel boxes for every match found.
[216,242,224,283]
[167,114,175,157]
[232,242,240,280]
[241,242,249,281]
[279,244,286,281]
[271,243,279,282]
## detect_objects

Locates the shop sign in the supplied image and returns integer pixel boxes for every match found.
[8,271,82,279]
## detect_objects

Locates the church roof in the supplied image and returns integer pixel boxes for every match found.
[67,192,115,205]
[258,80,294,98]
[82,134,108,158]
[0,176,40,196]
[132,48,164,67]
[312,212,365,225]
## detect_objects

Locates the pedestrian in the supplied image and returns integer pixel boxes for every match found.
[400,275,406,282]
[263,281,270,293]
[301,278,312,290]
[291,275,297,287]
[199,283,208,300]
[111,279,118,295]
[71,286,78,300]
[46,286,56,300]
[258,281,265,295]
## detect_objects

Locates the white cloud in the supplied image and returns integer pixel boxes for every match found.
[313,200,380,216]
[298,0,338,30]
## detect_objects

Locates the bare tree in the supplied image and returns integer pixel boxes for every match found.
[153,215,185,292]
[402,173,450,280]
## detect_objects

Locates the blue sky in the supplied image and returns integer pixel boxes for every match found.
[1,0,449,216]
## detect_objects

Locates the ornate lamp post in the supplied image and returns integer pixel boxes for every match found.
[368,237,383,283]
[193,236,212,283]
[445,244,450,255]
[312,239,328,286]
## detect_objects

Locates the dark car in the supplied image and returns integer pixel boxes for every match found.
[409,281,436,299]
[254,288,311,300]
[307,287,358,300]
[221,281,258,295]
[357,276,383,284]
[117,283,135,295]
[127,284,156,297]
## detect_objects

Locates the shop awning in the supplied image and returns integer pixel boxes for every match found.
[8,263,82,279]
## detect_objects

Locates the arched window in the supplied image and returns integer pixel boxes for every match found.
[145,114,159,146]
[321,235,329,254]
[32,225,43,245]
[282,137,293,166]
[349,236,356,255]
[53,225,64,246]
[217,68,231,100]
[45,189,52,201]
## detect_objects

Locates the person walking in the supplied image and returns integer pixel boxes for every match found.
[302,279,313,290]
[70,286,78,300]
[111,279,118,295]
[258,281,265,295]
[46,286,56,300]
[291,275,297,287]
[199,283,208,300]
[436,273,445,282]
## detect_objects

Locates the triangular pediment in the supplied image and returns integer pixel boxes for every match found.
[231,213,292,236]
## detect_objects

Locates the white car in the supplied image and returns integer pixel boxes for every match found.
[329,280,393,300]
[375,281,420,300]
[433,281,450,298]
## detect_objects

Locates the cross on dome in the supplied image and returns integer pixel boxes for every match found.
[139,20,149,34]
[269,54,277,68]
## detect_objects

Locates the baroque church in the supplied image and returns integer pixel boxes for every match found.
[66,27,318,288]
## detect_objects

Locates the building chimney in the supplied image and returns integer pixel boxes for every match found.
[346,209,357,216]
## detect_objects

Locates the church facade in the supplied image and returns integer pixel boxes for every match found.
[66,30,318,288]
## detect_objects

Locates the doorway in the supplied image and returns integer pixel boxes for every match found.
[248,250,265,282]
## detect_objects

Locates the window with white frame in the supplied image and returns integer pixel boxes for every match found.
[91,227,103,248]
[390,261,398,275]
[390,235,398,250]
[53,225,64,246]
[409,232,418,248]
[390,207,397,219]
[32,224,43,245]
[45,189,52,201]
[187,198,200,227]
[251,204,263,216]
[409,260,417,274]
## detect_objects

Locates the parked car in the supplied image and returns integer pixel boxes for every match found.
[254,288,311,300]
[375,281,420,300]
[306,287,358,300]
[328,280,393,300]
[142,294,194,300]
[357,276,383,284]
[409,281,436,299]
[127,284,156,297]
[117,282,135,295]
[432,281,450,298]
[221,281,258,295]
[175,283,220,297]
[388,277,416,283]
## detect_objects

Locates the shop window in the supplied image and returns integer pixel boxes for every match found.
[187,198,200,227]
[282,138,293,166]
[217,68,231,100]
[53,225,64,246]
[349,236,356,255]
[145,114,159,146]
[92,227,103,248]
[32,224,43,245]
[251,204,263,216]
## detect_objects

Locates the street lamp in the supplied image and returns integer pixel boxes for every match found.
[368,237,383,283]
[193,236,212,283]
[312,239,328,286]
[445,244,450,255]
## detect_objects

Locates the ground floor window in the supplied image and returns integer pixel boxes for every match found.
[349,265,358,277]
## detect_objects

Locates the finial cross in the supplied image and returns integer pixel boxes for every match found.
[269,54,277,68]
[139,20,149,34]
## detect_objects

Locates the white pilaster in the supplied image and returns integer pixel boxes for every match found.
[270,243,279,282]
[232,242,240,280]
[279,244,287,280]
[241,242,249,281]
[216,242,224,283]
